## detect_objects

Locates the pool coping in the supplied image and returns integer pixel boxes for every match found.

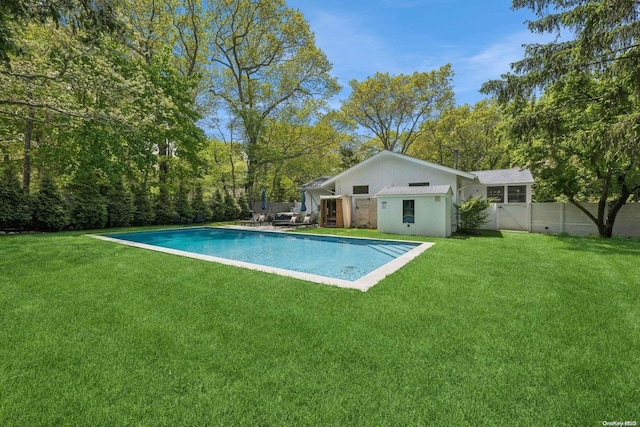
[89,226,434,292]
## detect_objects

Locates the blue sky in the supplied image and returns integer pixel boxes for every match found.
[287,0,549,106]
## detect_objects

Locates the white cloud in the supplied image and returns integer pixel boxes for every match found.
[453,31,556,104]
[297,2,556,106]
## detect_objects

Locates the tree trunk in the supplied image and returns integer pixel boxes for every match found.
[242,123,260,204]
[602,176,632,238]
[158,138,169,183]
[23,92,35,192]
[570,187,630,238]
[228,141,236,197]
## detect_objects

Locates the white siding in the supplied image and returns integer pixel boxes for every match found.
[305,188,332,215]
[377,193,452,237]
[336,156,460,228]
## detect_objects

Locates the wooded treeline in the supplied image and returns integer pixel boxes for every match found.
[0,0,511,231]
[3,0,636,237]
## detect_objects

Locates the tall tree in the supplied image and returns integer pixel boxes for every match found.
[206,0,340,201]
[0,0,121,62]
[341,66,454,154]
[482,0,640,238]
[121,0,207,183]
[257,105,345,201]
[409,100,510,171]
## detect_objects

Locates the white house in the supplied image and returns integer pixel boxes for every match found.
[303,150,534,237]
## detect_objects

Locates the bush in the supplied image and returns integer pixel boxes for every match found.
[223,191,240,221]
[155,184,175,225]
[105,179,134,228]
[455,196,491,234]
[70,175,108,230]
[209,189,225,222]
[236,192,251,219]
[32,174,69,231]
[191,183,210,222]
[132,184,155,226]
[174,182,193,222]
[0,164,31,229]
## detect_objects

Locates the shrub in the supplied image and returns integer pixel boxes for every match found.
[236,192,251,219]
[105,179,134,228]
[70,175,108,230]
[155,184,175,225]
[132,184,155,226]
[32,174,69,231]
[455,196,491,234]
[209,189,225,222]
[0,164,31,229]
[223,191,240,220]
[191,183,210,222]
[174,182,193,221]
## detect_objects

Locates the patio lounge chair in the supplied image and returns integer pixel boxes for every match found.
[235,213,265,226]
[272,212,297,226]
[289,215,314,228]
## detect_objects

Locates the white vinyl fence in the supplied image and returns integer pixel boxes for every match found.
[482,202,640,237]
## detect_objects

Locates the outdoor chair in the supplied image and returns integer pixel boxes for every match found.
[235,213,265,226]
[271,212,297,226]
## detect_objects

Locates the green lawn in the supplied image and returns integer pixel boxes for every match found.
[1,227,638,426]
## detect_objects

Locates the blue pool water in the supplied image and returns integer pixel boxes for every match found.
[103,227,420,282]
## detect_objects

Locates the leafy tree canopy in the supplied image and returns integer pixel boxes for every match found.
[482,0,640,237]
[342,66,454,154]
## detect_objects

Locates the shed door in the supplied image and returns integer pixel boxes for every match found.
[355,198,378,229]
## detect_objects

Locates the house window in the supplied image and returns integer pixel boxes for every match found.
[409,182,430,187]
[508,185,527,203]
[353,185,369,195]
[487,186,504,203]
[403,200,415,223]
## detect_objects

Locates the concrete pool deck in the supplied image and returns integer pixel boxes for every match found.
[91,227,434,292]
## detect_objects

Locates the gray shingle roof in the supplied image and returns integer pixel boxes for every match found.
[375,185,452,197]
[301,176,333,189]
[470,168,534,185]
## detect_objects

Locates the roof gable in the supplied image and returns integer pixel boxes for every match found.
[322,150,476,188]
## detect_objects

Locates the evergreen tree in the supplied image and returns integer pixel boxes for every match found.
[105,179,134,228]
[237,192,251,219]
[223,191,240,221]
[32,174,69,231]
[70,175,108,230]
[191,183,210,222]
[154,184,175,225]
[132,184,155,226]
[209,188,225,222]
[0,163,31,229]
[482,0,640,237]
[174,182,193,221]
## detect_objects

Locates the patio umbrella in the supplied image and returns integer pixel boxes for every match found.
[261,187,267,210]
[300,187,307,212]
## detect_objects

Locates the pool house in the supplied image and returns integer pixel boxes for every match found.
[303,150,534,237]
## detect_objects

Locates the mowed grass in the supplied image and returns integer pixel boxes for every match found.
[1,227,638,426]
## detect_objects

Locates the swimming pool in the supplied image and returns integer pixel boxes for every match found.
[94,227,433,291]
